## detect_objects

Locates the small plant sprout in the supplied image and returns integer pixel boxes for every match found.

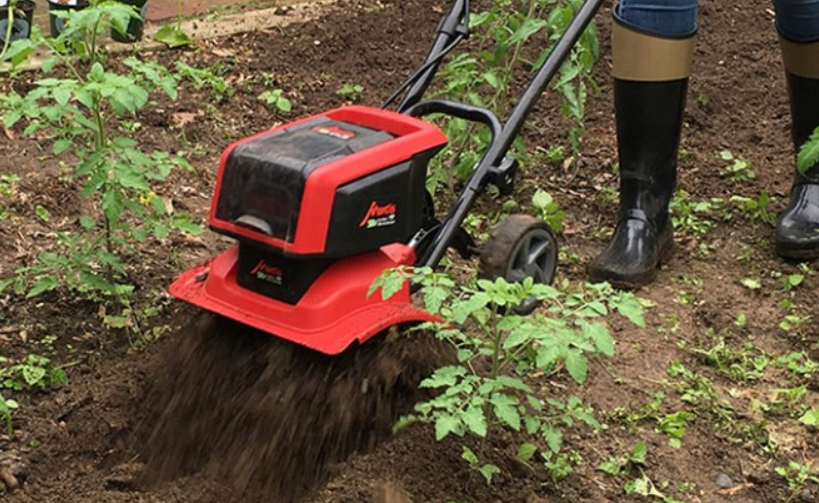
[0,393,19,436]
[597,442,647,476]
[335,83,364,96]
[776,461,819,501]
[531,189,565,233]
[717,150,755,182]
[258,89,293,113]
[781,273,805,292]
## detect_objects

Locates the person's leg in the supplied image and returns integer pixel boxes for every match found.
[773,0,819,259]
[588,1,697,288]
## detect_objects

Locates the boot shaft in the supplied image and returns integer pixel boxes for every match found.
[612,20,694,229]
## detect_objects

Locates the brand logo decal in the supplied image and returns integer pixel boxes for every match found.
[250,260,284,285]
[313,126,356,140]
[359,201,397,229]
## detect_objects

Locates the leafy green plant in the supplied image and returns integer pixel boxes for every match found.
[0,2,200,328]
[0,393,19,436]
[175,61,233,101]
[729,192,775,226]
[797,126,819,175]
[532,189,565,233]
[597,442,647,476]
[0,174,19,220]
[427,0,599,195]
[774,352,819,379]
[336,83,364,96]
[776,461,818,501]
[717,150,755,182]
[656,411,694,449]
[372,269,645,482]
[153,0,193,48]
[670,191,722,236]
[258,89,293,113]
[0,354,67,391]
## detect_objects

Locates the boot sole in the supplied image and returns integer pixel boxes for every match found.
[775,240,819,261]
[589,229,674,290]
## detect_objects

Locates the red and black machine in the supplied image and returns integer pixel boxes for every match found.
[170,0,604,354]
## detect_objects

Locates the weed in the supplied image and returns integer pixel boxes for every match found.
[776,461,818,502]
[670,191,722,236]
[531,189,565,233]
[0,354,68,391]
[175,61,233,101]
[597,441,647,476]
[656,411,695,449]
[717,150,755,182]
[774,352,819,379]
[696,336,769,383]
[258,89,293,113]
[0,174,19,220]
[0,393,18,436]
[730,192,776,226]
[336,83,364,96]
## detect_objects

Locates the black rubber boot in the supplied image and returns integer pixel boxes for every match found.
[775,70,819,260]
[588,19,694,289]
[588,79,687,288]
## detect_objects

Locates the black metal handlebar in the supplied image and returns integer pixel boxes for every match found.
[409,0,606,269]
[406,99,503,141]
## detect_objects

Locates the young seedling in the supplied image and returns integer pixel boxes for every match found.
[258,89,293,113]
[717,150,755,182]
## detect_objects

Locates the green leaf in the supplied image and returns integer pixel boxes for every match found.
[154,25,194,48]
[597,459,622,476]
[615,296,645,328]
[543,425,563,453]
[22,366,46,386]
[461,406,487,437]
[564,349,588,384]
[478,463,501,485]
[799,407,819,426]
[517,443,537,463]
[27,276,59,298]
[490,393,521,431]
[740,278,761,290]
[53,139,73,155]
[797,127,819,175]
[582,321,614,357]
[630,442,647,465]
[435,415,461,441]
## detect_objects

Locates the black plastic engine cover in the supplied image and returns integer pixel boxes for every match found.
[214,117,394,242]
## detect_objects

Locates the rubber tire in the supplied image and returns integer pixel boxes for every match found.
[479,214,559,315]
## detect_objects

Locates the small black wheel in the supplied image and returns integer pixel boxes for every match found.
[479,214,559,314]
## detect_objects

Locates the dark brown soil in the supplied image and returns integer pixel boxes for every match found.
[1,0,818,502]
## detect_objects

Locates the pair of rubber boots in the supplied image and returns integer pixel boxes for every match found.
[589,21,819,289]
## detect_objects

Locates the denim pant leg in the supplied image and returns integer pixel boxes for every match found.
[615,0,699,37]
[773,0,819,42]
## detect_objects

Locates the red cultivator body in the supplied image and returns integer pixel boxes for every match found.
[170,107,445,354]
[170,0,604,354]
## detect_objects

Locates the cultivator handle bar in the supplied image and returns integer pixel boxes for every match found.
[406,99,502,141]
[405,0,605,269]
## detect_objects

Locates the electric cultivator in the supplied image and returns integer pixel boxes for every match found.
[170,0,604,354]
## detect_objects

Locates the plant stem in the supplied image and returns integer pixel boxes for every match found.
[0,0,16,60]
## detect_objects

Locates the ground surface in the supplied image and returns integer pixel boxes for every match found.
[1,0,818,502]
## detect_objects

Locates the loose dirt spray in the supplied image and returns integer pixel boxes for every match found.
[139,314,448,502]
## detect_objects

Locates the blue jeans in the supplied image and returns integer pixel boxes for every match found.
[616,0,819,41]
